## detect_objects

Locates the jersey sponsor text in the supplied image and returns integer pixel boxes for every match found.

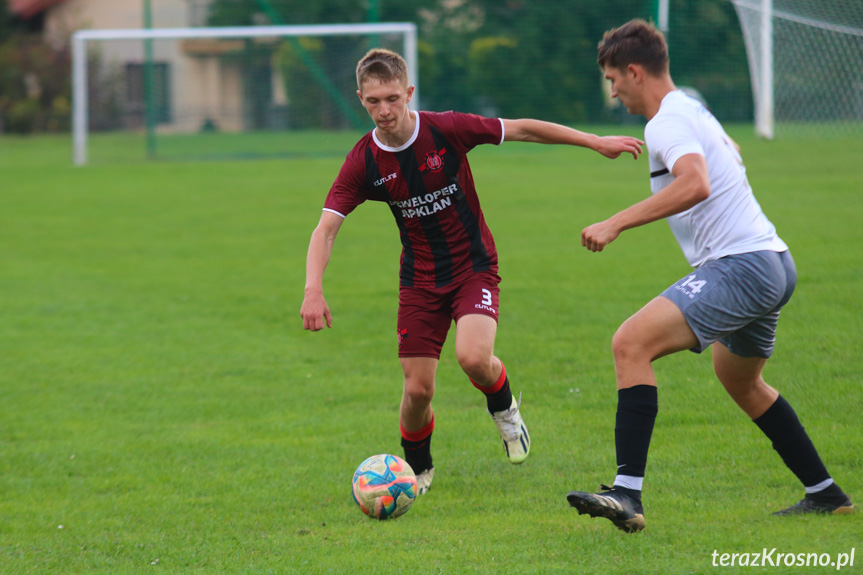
[390,183,458,219]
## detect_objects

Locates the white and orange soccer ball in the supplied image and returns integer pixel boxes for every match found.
[351,454,417,519]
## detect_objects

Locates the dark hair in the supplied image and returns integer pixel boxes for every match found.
[356,48,409,90]
[597,19,669,77]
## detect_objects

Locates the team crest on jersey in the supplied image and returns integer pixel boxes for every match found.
[419,148,446,173]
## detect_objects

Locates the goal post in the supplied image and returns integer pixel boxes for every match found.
[71,23,419,165]
[731,0,863,139]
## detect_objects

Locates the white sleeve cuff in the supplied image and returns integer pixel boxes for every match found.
[323,208,347,219]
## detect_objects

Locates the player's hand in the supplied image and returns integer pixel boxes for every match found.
[595,135,644,159]
[581,220,620,252]
[300,291,332,331]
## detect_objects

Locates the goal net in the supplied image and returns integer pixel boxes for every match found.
[72,23,418,165]
[731,0,863,138]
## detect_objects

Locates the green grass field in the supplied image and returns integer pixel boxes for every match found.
[1,128,861,574]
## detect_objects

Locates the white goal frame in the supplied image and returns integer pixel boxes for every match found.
[732,0,863,139]
[71,22,419,165]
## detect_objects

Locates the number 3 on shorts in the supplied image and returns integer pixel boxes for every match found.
[481,288,493,307]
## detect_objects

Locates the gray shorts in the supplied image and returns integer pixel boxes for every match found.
[661,250,797,358]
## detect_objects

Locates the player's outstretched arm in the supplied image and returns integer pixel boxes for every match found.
[301,211,344,331]
[592,135,645,159]
[581,153,710,252]
[501,118,643,159]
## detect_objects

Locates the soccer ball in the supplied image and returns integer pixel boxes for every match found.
[352,454,417,519]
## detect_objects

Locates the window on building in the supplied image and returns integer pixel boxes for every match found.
[125,62,172,125]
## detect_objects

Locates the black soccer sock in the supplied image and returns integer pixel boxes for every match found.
[807,482,851,505]
[614,385,658,494]
[400,416,434,475]
[401,436,433,476]
[471,362,513,414]
[753,394,831,489]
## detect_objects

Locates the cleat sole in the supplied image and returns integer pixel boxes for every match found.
[567,491,645,533]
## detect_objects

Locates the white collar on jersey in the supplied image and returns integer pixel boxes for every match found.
[372,110,420,152]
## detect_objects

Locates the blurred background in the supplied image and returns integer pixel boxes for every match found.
[1,0,860,162]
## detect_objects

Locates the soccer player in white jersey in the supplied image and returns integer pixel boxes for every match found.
[566,19,854,533]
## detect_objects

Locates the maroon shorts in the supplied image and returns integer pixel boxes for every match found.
[397,271,501,359]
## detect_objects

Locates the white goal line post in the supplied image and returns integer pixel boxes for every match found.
[71,22,419,165]
[732,0,774,139]
[732,0,863,140]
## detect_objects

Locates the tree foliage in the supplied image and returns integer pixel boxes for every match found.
[666,0,752,121]
[0,0,72,133]
[0,0,752,133]
[205,0,751,124]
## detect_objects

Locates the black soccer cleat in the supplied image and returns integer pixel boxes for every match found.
[567,485,645,533]
[772,493,855,516]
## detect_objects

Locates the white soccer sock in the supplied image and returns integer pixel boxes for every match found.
[805,478,834,494]
[613,475,644,491]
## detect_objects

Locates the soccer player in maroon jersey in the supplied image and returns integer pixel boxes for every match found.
[301,48,643,494]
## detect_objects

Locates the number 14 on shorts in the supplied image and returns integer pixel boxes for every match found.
[675,274,707,299]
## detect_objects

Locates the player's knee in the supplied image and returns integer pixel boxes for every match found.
[403,378,435,406]
[456,351,493,381]
[611,325,642,363]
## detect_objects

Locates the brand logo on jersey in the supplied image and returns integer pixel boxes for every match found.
[419,148,446,173]
[374,172,398,187]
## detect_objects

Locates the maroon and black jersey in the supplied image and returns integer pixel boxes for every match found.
[324,111,504,288]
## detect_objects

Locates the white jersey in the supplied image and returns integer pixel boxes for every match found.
[646,90,787,268]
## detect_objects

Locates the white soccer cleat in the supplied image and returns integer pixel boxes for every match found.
[416,467,434,495]
[490,394,530,464]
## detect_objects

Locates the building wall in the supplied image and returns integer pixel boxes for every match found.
[45,0,195,43]
[47,0,248,132]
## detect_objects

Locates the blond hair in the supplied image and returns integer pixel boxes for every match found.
[356,48,409,91]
